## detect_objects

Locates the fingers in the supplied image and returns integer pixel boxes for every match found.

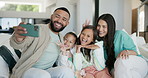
[83,45,99,49]
[12,23,28,42]
[19,22,25,25]
[118,50,129,59]
[14,26,27,34]
[14,26,27,38]
[56,42,63,46]
[76,45,82,53]
[82,19,91,27]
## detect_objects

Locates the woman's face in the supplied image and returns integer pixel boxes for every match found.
[80,29,93,46]
[97,19,108,37]
[63,34,76,50]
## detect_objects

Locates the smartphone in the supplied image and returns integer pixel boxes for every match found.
[19,24,39,37]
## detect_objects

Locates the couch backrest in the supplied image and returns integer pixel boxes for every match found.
[136,36,146,46]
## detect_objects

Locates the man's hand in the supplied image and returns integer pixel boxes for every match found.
[13,22,27,42]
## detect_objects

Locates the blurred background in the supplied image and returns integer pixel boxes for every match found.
[0,0,147,42]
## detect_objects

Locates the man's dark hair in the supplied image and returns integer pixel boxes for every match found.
[54,7,70,18]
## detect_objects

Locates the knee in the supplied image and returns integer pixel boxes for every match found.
[34,70,51,78]
[22,68,51,78]
[59,66,74,78]
[114,58,128,68]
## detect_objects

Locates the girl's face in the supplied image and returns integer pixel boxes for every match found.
[80,29,93,46]
[63,34,76,50]
[97,19,108,37]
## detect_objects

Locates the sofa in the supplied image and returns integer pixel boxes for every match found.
[0,33,147,78]
[135,36,148,78]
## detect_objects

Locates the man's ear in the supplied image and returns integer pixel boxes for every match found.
[66,21,69,25]
[50,14,53,19]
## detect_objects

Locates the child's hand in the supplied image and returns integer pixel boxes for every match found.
[75,70,84,78]
[82,20,91,27]
[83,44,100,50]
[56,42,66,52]
[76,45,83,53]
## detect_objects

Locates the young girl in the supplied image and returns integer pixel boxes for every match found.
[73,26,105,78]
[57,32,77,71]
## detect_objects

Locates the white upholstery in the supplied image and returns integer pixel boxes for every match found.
[0,33,19,78]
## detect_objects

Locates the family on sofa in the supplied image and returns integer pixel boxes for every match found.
[0,7,148,78]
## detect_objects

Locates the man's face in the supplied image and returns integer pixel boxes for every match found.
[50,10,70,32]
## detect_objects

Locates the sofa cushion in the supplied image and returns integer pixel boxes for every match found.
[122,29,140,54]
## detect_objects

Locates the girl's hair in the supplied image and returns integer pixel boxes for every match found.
[64,32,77,44]
[77,25,98,61]
[96,14,116,73]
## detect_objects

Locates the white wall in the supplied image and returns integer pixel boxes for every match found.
[0,11,50,18]
[0,0,52,18]
[76,0,94,34]
[144,4,148,31]
[56,0,77,36]
[123,0,132,34]
[99,0,132,34]
[132,0,141,9]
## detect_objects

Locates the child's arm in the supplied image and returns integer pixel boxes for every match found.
[93,41,106,71]
[57,42,73,68]
[82,44,99,50]
[57,52,74,70]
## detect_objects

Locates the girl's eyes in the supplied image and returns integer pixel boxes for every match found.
[87,35,90,37]
[81,33,90,37]
[64,38,74,44]
[64,38,68,41]
[70,41,73,43]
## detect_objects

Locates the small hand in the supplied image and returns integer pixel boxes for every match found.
[56,42,66,52]
[76,45,83,53]
[82,19,91,27]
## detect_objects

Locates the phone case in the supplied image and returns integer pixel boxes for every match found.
[20,24,39,37]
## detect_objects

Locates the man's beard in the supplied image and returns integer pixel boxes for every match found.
[50,20,66,32]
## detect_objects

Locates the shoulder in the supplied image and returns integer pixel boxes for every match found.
[115,30,127,35]
[115,30,129,38]
[35,24,49,33]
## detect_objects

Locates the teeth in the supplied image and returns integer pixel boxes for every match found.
[99,32,103,34]
[55,23,61,27]
[81,39,87,44]
[82,39,87,42]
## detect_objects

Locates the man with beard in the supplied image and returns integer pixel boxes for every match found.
[9,7,74,78]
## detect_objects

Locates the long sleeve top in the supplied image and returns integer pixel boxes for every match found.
[73,41,105,71]
[9,24,62,78]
